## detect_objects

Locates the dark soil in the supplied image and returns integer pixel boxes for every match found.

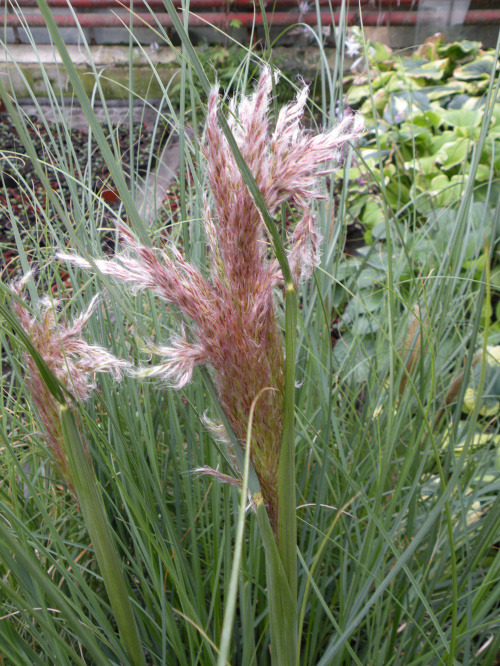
[0,112,169,276]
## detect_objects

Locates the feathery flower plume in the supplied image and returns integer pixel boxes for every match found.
[58,67,363,530]
[11,274,129,492]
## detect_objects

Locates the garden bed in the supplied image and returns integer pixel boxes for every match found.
[0,111,169,276]
[2,27,500,664]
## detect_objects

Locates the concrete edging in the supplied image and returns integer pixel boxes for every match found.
[0,43,346,100]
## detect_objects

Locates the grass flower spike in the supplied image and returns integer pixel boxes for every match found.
[11,275,146,666]
[59,67,363,531]
[11,274,129,490]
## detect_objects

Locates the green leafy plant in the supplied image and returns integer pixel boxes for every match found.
[167,43,299,113]
[344,33,500,231]
[332,34,500,375]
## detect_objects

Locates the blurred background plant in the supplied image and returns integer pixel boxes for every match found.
[1,1,500,665]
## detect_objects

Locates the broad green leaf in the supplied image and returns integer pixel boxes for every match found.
[430,174,450,191]
[443,109,483,135]
[404,155,439,176]
[383,164,397,179]
[351,315,380,335]
[361,199,385,228]
[346,84,370,106]
[424,82,467,101]
[360,88,387,114]
[372,131,393,150]
[397,123,432,145]
[474,180,500,204]
[371,41,393,65]
[371,71,393,91]
[489,103,500,128]
[447,93,474,109]
[410,107,444,131]
[400,58,449,81]
[437,174,465,207]
[437,139,470,169]
[343,290,385,316]
[454,56,498,80]
[359,149,392,163]
[386,181,411,209]
[411,188,438,216]
[463,79,490,95]
[370,221,387,242]
[383,91,431,124]
[453,432,500,456]
[472,163,492,181]
[347,194,370,220]
[491,265,500,292]
[430,130,457,151]
[437,40,481,60]
[386,76,423,93]
[332,331,375,382]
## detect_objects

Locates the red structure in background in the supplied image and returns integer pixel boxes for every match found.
[1,0,499,29]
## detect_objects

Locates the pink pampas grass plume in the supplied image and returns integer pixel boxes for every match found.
[58,67,363,530]
[11,274,129,492]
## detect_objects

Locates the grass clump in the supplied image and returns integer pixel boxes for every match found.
[1,3,500,665]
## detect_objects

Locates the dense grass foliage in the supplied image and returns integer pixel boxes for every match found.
[1,2,500,665]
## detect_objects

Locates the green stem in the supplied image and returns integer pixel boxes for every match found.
[277,282,298,659]
[254,495,296,666]
[217,388,272,666]
[60,405,146,666]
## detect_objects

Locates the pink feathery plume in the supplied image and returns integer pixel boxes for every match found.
[11,274,130,492]
[204,67,364,285]
[58,67,363,531]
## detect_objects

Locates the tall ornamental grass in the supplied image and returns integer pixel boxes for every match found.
[1,1,500,664]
